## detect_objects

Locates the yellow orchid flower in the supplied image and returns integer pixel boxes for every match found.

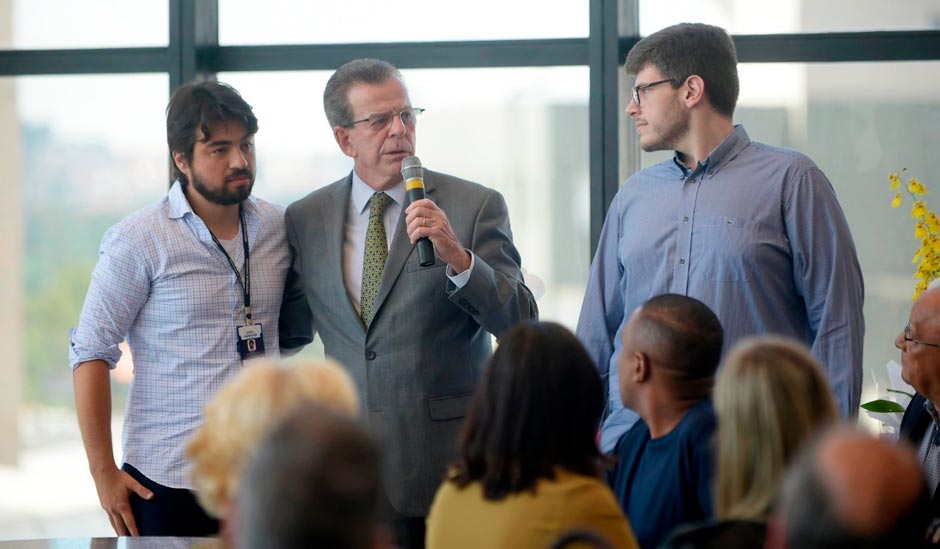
[913,201,928,218]
[916,222,928,238]
[890,173,901,189]
[892,193,902,208]
[910,178,929,195]
[927,213,940,232]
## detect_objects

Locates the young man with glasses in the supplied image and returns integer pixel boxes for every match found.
[278,58,537,549]
[899,283,940,519]
[577,23,865,453]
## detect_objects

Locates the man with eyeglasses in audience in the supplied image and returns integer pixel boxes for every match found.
[898,283,940,519]
[278,58,537,549]
[577,22,864,454]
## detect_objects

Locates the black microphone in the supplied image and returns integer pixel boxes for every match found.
[401,155,435,267]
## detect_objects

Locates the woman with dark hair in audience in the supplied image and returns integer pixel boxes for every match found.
[425,321,638,549]
[662,336,839,549]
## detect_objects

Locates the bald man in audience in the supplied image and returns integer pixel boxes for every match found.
[608,293,723,549]
[899,284,940,519]
[767,427,930,549]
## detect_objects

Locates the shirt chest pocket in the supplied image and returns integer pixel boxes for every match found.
[691,216,760,283]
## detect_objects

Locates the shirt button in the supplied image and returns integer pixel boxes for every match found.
[679,258,686,265]
[366,350,377,360]
[689,178,696,184]
[683,216,689,223]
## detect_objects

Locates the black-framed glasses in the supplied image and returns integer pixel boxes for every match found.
[631,79,676,107]
[345,107,425,131]
[904,323,940,349]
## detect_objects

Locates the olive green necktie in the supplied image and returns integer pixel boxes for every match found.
[360,192,391,326]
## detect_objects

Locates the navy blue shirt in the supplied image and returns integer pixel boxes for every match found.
[608,399,716,549]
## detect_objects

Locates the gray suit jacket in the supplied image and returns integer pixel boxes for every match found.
[279,169,537,516]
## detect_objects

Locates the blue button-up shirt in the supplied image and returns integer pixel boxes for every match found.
[69,181,289,488]
[578,125,865,451]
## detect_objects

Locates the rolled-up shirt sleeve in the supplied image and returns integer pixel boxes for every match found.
[69,223,152,370]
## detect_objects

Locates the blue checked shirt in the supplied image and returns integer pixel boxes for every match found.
[578,126,865,452]
[69,181,289,489]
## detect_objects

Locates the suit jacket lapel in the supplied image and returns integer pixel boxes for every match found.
[371,175,438,321]
[324,175,366,331]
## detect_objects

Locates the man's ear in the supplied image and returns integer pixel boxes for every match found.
[171,150,190,179]
[633,352,651,383]
[334,126,356,158]
[682,75,707,108]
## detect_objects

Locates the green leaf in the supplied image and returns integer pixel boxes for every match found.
[860,399,906,413]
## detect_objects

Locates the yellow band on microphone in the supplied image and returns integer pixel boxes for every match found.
[405,177,425,191]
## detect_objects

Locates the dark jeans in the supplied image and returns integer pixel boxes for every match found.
[123,463,219,537]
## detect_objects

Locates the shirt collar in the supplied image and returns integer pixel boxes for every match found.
[167,180,194,219]
[351,170,406,214]
[671,124,751,178]
[166,179,259,221]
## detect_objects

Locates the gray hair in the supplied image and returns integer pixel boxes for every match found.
[323,58,403,128]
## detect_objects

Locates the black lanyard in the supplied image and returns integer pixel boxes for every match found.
[209,205,253,325]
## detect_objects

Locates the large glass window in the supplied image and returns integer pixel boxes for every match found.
[640,0,940,34]
[11,0,168,49]
[221,66,591,328]
[219,0,589,45]
[0,73,167,540]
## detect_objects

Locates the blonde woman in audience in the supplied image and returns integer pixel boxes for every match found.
[186,359,359,545]
[662,336,839,549]
[425,321,639,549]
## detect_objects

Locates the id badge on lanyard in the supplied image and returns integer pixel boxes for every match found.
[211,206,266,362]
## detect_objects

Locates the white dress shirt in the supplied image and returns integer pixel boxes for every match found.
[343,169,472,314]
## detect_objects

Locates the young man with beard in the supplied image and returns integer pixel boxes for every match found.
[70,82,289,537]
[577,23,865,452]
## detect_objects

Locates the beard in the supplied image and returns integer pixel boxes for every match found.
[639,97,690,153]
[190,168,254,206]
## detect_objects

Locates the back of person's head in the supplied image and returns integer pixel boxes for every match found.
[772,426,930,549]
[452,321,605,500]
[631,293,724,400]
[239,404,381,549]
[166,81,258,185]
[624,22,739,117]
[323,58,403,128]
[186,359,359,518]
[714,336,839,520]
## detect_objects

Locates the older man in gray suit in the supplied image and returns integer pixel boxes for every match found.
[279,58,537,548]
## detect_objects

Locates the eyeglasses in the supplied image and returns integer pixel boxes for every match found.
[904,323,940,349]
[345,107,425,131]
[631,79,676,107]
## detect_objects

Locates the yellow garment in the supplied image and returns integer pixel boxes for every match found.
[426,469,639,549]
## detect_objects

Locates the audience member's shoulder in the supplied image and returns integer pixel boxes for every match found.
[613,418,651,457]
[680,399,717,439]
[661,519,766,549]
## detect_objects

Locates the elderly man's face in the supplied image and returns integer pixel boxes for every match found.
[896,288,940,402]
